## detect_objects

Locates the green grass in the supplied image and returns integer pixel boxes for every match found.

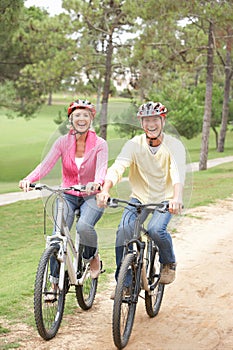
[182,131,233,163]
[188,162,233,207]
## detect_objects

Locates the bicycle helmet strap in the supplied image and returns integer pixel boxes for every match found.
[146,132,162,146]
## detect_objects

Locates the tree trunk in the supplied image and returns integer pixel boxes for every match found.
[100,34,113,140]
[217,28,232,152]
[199,21,214,171]
[212,126,218,149]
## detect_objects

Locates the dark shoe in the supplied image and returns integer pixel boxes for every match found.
[160,263,176,284]
[90,254,101,279]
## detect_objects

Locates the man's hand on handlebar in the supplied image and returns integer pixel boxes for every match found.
[168,199,183,215]
[96,190,110,208]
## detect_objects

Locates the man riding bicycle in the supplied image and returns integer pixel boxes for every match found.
[97,101,186,295]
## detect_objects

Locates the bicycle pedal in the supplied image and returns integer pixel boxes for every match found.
[100,260,105,274]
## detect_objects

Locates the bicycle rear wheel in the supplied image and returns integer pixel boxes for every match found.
[112,253,138,349]
[145,243,164,317]
[75,245,98,310]
[34,245,66,340]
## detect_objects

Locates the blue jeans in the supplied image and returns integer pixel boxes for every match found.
[115,198,175,284]
[50,194,104,282]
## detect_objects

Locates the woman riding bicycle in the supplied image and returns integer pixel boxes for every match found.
[19,99,108,282]
[97,101,186,295]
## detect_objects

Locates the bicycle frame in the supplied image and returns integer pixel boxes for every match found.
[33,183,100,340]
[125,222,161,294]
[111,198,168,349]
[37,185,90,289]
[109,198,167,294]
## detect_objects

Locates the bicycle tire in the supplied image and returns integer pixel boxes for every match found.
[75,245,98,310]
[112,253,138,349]
[34,245,66,340]
[145,243,164,317]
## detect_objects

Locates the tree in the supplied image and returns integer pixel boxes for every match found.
[62,0,138,139]
[0,0,24,108]
[216,25,233,152]
[0,0,24,82]
[199,20,214,170]
[14,9,76,117]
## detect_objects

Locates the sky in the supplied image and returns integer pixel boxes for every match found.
[24,0,64,16]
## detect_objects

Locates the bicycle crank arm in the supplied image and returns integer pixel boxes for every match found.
[149,276,160,291]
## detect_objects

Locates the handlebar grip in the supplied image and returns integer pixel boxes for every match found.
[107,198,118,207]
[29,183,36,188]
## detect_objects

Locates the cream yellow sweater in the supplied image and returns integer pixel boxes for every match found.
[105,133,186,204]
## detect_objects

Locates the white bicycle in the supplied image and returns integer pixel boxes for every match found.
[31,183,103,340]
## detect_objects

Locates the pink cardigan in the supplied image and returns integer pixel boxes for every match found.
[25,130,108,196]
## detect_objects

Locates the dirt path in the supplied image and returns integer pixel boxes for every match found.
[1,197,233,350]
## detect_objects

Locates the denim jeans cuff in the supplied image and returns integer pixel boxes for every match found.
[82,249,97,263]
[49,275,59,284]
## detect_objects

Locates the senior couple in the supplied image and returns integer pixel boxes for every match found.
[19,98,186,297]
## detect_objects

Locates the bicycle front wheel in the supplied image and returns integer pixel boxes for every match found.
[34,245,66,340]
[145,244,164,317]
[75,245,98,310]
[112,253,138,349]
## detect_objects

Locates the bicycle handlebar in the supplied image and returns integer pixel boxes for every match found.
[29,183,100,193]
[107,198,169,213]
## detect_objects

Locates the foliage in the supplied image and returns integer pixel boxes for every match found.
[0,5,76,117]
[112,102,141,138]
[0,0,232,146]
[14,10,76,117]
[0,0,24,82]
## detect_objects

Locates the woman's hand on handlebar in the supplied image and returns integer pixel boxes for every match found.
[96,190,110,208]
[85,182,102,195]
[19,179,31,192]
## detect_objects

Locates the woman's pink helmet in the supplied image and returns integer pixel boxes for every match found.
[67,99,96,118]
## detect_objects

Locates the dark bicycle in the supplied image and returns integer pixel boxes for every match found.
[32,183,103,340]
[108,198,168,349]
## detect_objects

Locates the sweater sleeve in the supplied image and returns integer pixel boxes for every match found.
[24,137,63,183]
[169,138,186,186]
[94,140,108,185]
